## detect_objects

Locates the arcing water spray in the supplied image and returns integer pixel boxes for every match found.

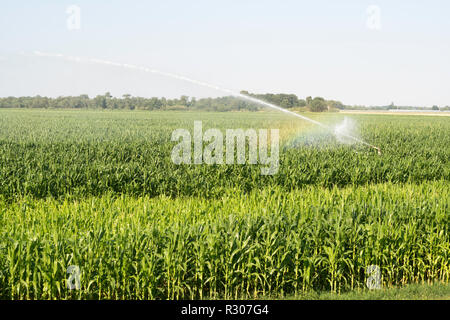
[32,51,381,154]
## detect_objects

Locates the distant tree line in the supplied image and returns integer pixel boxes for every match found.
[1,92,447,112]
[239,91,345,112]
[0,93,262,112]
[0,92,345,112]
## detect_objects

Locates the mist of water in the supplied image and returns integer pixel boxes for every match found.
[334,117,357,144]
[32,51,380,153]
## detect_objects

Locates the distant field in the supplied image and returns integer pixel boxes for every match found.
[0,109,448,299]
[340,110,450,116]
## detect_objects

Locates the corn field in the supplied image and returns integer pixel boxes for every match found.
[0,109,448,299]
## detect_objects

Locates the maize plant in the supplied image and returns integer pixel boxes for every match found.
[0,109,448,299]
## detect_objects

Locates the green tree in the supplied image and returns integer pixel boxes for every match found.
[297,99,306,107]
[280,98,291,108]
[93,95,107,109]
[180,95,189,107]
[310,97,327,112]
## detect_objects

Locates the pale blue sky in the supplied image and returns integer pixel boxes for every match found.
[1,0,450,106]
